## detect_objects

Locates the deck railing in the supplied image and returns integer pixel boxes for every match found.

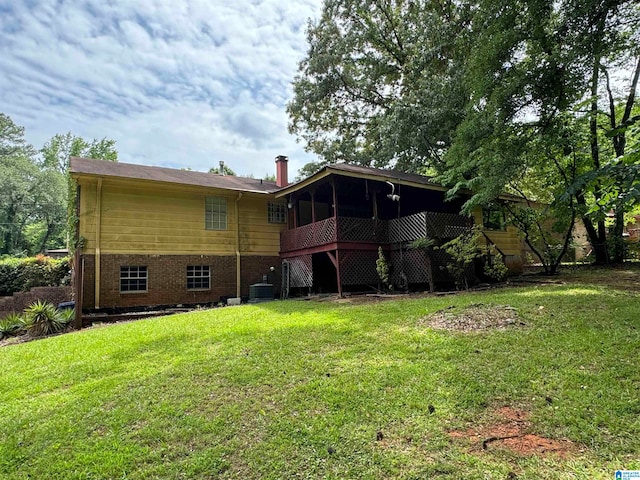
[280,211,473,254]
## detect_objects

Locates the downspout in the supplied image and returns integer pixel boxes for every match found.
[235,192,243,298]
[95,178,102,309]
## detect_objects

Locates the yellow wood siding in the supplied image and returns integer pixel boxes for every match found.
[76,177,284,256]
[472,207,523,255]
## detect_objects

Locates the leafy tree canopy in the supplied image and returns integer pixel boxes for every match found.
[290,0,640,265]
[0,114,118,255]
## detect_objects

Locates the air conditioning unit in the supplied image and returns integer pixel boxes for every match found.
[249,282,274,303]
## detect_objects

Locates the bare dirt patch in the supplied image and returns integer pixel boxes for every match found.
[424,304,525,332]
[449,406,575,458]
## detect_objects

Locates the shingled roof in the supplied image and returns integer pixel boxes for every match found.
[70,157,278,194]
[325,163,442,187]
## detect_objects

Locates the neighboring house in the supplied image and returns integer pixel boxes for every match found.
[71,156,528,311]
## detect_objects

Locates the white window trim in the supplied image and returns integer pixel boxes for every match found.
[120,266,148,294]
[268,201,287,224]
[187,265,211,291]
[205,196,228,230]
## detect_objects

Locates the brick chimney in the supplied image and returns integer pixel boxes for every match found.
[275,155,288,188]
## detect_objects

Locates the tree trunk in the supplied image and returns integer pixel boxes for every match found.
[38,221,54,254]
[576,191,608,264]
[608,57,640,263]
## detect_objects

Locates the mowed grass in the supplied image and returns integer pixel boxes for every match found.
[1,280,639,479]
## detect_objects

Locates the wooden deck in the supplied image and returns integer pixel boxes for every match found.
[280,211,473,255]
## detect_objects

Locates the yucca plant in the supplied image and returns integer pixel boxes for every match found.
[58,308,75,328]
[0,313,24,339]
[23,301,63,337]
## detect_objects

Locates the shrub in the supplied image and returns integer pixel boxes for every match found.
[483,246,509,282]
[0,256,70,296]
[0,313,24,339]
[58,308,75,328]
[409,237,435,250]
[376,247,390,291]
[23,301,64,337]
[439,226,482,290]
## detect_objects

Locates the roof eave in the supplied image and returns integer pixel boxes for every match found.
[274,165,448,198]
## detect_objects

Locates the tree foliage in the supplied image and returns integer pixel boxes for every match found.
[288,0,471,174]
[290,0,640,266]
[0,114,118,255]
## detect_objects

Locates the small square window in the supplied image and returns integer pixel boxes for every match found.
[268,201,286,223]
[205,197,227,230]
[187,265,210,290]
[482,205,506,231]
[120,266,147,293]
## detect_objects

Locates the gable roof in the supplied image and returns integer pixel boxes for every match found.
[70,157,278,194]
[275,162,447,197]
[275,162,526,203]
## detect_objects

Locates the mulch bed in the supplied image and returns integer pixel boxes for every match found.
[423,303,526,332]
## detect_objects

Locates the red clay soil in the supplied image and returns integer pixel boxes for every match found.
[449,406,575,458]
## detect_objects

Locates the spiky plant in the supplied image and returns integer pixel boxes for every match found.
[58,308,75,328]
[0,313,24,339]
[23,301,63,337]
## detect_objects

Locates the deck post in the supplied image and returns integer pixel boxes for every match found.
[335,249,343,297]
[293,195,298,228]
[331,177,343,296]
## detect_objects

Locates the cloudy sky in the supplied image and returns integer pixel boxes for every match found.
[0,0,321,178]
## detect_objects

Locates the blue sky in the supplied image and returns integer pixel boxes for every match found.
[0,0,321,178]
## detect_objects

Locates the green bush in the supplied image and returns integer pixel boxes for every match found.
[439,226,482,290]
[58,308,75,327]
[483,246,509,282]
[0,313,24,339]
[0,255,70,296]
[23,300,65,337]
[376,247,390,291]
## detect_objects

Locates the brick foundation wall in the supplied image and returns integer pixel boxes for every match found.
[241,256,281,297]
[80,254,280,310]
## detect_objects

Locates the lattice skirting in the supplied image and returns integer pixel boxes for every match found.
[339,250,379,285]
[390,249,433,286]
[287,255,313,288]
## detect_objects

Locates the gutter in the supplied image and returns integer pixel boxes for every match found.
[235,192,243,298]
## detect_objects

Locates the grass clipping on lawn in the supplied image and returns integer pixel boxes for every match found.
[424,303,525,332]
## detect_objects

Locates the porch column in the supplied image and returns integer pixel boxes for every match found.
[331,177,343,297]
[292,195,298,228]
[372,188,378,220]
[311,188,317,223]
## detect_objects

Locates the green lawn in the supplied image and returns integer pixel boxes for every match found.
[1,280,639,479]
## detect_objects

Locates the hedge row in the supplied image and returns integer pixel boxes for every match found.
[0,255,71,296]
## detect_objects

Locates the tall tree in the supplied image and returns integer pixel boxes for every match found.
[291,0,640,265]
[41,133,118,173]
[40,132,118,252]
[442,0,640,264]
[288,0,472,173]
[0,115,38,254]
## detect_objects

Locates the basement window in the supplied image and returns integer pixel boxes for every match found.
[268,201,287,223]
[187,265,210,290]
[205,196,227,230]
[120,266,147,293]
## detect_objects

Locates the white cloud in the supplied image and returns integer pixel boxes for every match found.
[0,0,320,177]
